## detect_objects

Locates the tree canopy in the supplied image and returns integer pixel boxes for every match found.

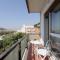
[34,22,40,28]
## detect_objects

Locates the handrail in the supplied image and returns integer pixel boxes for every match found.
[0,35,27,60]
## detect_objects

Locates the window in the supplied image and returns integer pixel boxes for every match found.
[51,11,60,34]
[49,3,60,53]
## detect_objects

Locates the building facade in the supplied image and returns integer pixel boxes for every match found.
[26,0,60,59]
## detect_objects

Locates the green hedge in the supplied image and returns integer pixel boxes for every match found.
[0,32,25,54]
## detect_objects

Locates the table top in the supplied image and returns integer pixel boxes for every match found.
[30,38,44,45]
[30,40,41,45]
[37,49,49,56]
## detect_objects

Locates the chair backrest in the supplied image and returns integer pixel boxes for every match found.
[45,40,51,50]
[40,38,44,46]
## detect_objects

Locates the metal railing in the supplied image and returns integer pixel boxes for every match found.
[0,35,28,60]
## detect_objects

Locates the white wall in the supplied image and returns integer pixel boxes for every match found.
[40,13,45,41]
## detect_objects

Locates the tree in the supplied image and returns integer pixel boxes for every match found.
[34,22,40,28]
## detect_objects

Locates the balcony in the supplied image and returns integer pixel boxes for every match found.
[0,33,58,60]
[0,33,41,60]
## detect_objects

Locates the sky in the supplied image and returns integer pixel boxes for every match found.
[0,0,40,28]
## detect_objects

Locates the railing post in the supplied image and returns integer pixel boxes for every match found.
[18,42,21,60]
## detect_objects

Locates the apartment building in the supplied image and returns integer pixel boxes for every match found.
[26,0,60,59]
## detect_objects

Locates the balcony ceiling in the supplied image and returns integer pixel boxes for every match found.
[26,0,48,13]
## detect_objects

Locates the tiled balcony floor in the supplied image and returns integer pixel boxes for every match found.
[27,43,50,60]
[27,44,35,60]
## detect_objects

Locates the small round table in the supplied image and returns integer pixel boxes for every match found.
[30,40,42,55]
[36,49,50,60]
[30,40,44,59]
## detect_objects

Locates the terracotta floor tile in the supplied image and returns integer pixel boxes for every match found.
[27,44,35,60]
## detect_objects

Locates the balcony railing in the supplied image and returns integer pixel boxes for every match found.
[0,35,28,60]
